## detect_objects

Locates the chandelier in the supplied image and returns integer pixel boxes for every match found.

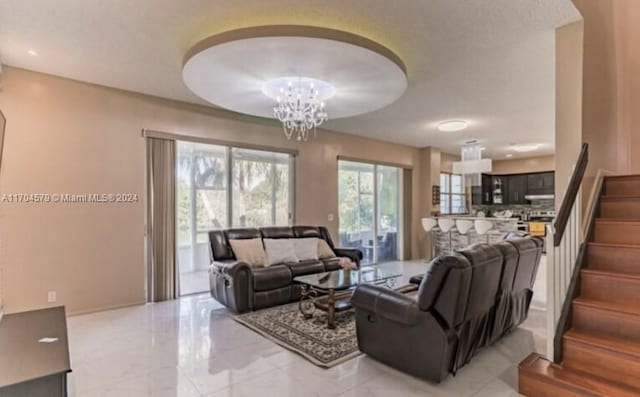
[263,77,334,141]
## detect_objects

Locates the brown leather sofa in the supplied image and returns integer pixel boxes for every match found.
[351,236,542,383]
[208,225,363,313]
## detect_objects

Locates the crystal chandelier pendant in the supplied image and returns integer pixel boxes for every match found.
[263,77,334,141]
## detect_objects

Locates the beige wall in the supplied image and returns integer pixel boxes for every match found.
[569,0,640,182]
[555,21,584,208]
[0,67,424,315]
[491,155,555,175]
[418,147,441,258]
[441,152,554,176]
[439,152,459,174]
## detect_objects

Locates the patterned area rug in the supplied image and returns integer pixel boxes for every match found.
[233,301,361,368]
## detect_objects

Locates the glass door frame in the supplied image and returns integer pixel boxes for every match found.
[228,147,295,227]
[175,140,296,296]
[375,164,403,262]
[180,142,296,233]
[338,160,404,264]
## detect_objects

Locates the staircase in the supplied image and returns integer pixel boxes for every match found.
[519,175,640,396]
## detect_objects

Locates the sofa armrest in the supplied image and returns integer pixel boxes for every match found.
[211,259,250,279]
[351,284,423,326]
[209,260,253,313]
[409,274,424,285]
[333,247,363,265]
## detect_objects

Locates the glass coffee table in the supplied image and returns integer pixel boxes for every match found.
[294,267,406,329]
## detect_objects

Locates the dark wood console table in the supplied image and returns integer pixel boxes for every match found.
[0,306,71,397]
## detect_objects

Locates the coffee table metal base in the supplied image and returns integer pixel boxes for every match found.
[299,285,352,329]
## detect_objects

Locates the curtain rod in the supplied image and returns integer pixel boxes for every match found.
[142,129,299,156]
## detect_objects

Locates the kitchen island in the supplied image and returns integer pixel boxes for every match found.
[430,216,520,256]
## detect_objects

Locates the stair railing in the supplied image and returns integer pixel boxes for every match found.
[545,143,589,362]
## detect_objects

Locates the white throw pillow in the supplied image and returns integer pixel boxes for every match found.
[228,238,267,267]
[263,238,299,265]
[293,238,319,261]
[318,239,336,259]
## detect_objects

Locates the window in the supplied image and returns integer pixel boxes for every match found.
[338,160,403,264]
[176,141,293,295]
[440,172,467,214]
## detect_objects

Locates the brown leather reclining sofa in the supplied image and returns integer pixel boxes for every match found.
[208,225,363,313]
[351,236,542,383]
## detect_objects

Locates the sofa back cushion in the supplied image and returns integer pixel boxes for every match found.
[292,225,321,238]
[261,227,294,239]
[228,238,266,267]
[264,238,298,265]
[417,254,472,328]
[508,237,541,291]
[208,230,233,261]
[226,228,261,240]
[457,244,503,321]
[493,241,519,294]
[294,238,319,261]
[319,226,336,248]
[208,225,340,262]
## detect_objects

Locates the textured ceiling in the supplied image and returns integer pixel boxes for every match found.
[0,0,581,158]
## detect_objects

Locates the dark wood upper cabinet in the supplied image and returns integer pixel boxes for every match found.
[506,174,528,204]
[527,172,555,195]
[481,174,493,205]
[473,171,555,206]
[471,174,494,205]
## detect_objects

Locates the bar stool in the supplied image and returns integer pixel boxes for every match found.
[456,219,474,248]
[422,217,438,260]
[474,219,493,244]
[438,218,455,255]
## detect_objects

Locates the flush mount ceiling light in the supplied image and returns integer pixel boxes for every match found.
[182,25,407,141]
[511,143,541,153]
[506,153,514,158]
[27,49,38,56]
[437,120,469,132]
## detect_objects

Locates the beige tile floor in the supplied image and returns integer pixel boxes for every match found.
[67,260,547,397]
[180,270,210,296]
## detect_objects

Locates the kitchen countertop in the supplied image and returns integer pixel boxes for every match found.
[431,216,520,221]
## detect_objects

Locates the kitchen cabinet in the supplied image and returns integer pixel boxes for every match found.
[475,171,555,205]
[472,174,494,205]
[481,174,493,204]
[492,175,506,204]
[527,172,555,195]
[506,174,528,204]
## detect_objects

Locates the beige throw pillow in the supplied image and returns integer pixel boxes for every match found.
[229,238,266,267]
[263,238,298,265]
[294,238,319,261]
[317,239,335,259]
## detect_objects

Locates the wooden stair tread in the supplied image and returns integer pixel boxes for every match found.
[588,241,640,249]
[564,329,640,359]
[581,268,640,281]
[605,175,640,180]
[519,353,640,396]
[573,297,640,316]
[601,195,640,200]
[595,218,640,223]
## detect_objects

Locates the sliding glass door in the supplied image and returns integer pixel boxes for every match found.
[231,148,292,227]
[338,160,402,264]
[377,165,400,262]
[177,141,293,295]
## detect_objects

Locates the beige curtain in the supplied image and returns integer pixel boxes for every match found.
[146,137,178,301]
